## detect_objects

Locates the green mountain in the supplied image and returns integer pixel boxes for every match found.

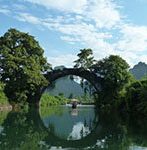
[130,62,147,80]
[45,66,86,98]
[46,75,85,98]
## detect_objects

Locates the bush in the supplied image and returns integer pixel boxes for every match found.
[40,93,68,107]
[0,82,9,105]
[125,79,147,116]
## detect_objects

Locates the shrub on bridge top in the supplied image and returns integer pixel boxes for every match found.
[74,48,96,69]
[0,28,51,104]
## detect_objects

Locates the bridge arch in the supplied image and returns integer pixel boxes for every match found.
[42,68,102,95]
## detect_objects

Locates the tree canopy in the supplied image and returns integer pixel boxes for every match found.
[125,79,147,115]
[91,55,131,105]
[74,48,95,69]
[73,48,96,94]
[0,28,51,104]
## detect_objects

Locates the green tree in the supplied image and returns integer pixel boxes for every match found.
[74,48,95,93]
[74,48,95,69]
[0,28,51,105]
[92,55,131,106]
[126,79,147,115]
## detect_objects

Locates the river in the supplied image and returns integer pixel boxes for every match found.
[0,106,147,150]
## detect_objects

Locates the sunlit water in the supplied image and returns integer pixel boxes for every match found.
[0,106,147,150]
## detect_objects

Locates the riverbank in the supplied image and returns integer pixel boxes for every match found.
[0,105,12,111]
[65,103,95,108]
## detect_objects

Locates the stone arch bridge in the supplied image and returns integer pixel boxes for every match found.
[42,68,102,94]
[29,68,103,105]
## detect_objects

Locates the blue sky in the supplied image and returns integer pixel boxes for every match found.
[0,0,147,68]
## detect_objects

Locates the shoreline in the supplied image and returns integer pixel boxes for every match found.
[65,104,95,107]
[0,104,12,111]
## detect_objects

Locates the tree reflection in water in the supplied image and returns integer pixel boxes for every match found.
[0,108,49,150]
[0,107,147,149]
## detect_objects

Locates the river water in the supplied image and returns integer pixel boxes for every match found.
[0,106,147,150]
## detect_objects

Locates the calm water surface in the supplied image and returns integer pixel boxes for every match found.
[0,106,147,150]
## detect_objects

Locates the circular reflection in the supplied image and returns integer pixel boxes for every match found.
[1,106,147,149]
[40,106,98,140]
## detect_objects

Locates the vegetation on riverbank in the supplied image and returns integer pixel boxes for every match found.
[0,111,9,124]
[0,82,9,105]
[77,94,95,104]
[124,77,147,116]
[40,93,68,107]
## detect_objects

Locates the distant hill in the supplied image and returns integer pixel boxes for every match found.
[45,66,85,98]
[46,76,85,98]
[130,62,147,80]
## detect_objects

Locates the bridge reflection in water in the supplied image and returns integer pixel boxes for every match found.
[0,106,147,149]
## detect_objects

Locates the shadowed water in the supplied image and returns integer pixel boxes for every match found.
[0,106,147,150]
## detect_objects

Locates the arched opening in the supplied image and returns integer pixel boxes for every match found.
[41,75,96,106]
[40,67,102,107]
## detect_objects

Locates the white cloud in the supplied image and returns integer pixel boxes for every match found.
[86,0,121,28]
[0,8,11,15]
[15,13,41,24]
[140,55,147,64]
[12,4,26,11]
[47,54,77,68]
[12,0,147,67]
[116,24,147,52]
[24,0,88,13]
[15,12,114,60]
[19,0,122,63]
[43,16,116,60]
[23,0,121,29]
